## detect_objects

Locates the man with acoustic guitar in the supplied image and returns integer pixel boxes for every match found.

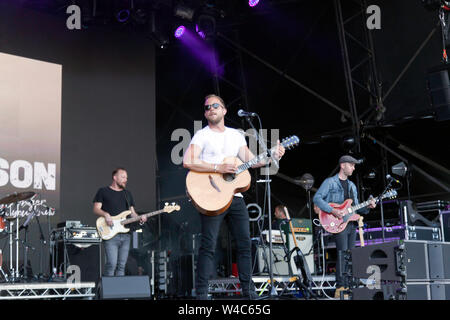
[93,168,147,276]
[183,94,285,300]
[313,155,376,299]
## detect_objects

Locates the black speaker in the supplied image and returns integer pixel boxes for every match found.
[99,275,151,299]
[351,241,401,281]
[55,242,101,282]
[352,283,402,300]
[427,65,450,121]
[428,242,450,280]
[351,240,429,281]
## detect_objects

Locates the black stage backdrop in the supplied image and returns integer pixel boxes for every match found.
[0,2,156,276]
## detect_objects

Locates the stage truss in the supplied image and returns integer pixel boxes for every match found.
[208,275,336,296]
[0,282,96,300]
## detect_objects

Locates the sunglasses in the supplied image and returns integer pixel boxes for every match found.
[204,103,223,111]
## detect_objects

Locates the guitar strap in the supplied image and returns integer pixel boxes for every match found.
[123,189,131,210]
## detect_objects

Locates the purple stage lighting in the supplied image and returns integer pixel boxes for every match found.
[117,9,130,23]
[195,24,206,39]
[249,0,260,7]
[174,26,186,38]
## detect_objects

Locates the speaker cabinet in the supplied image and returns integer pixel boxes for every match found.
[99,275,151,299]
[55,242,102,282]
[427,65,450,121]
[253,245,290,276]
[351,240,430,281]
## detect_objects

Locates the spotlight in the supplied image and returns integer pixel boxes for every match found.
[174,25,186,38]
[392,162,408,177]
[341,135,355,150]
[195,24,206,39]
[249,0,260,7]
[116,9,130,23]
[196,14,216,40]
[297,173,314,191]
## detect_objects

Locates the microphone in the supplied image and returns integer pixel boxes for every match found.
[386,174,400,183]
[237,109,257,117]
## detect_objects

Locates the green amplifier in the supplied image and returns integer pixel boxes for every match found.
[281,218,313,234]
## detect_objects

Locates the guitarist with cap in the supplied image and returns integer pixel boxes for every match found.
[313,155,376,299]
[183,94,285,300]
[93,167,147,276]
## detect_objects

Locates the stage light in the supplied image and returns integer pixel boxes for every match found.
[174,4,195,21]
[174,25,186,38]
[196,14,216,40]
[195,24,206,39]
[116,9,130,23]
[249,0,260,7]
[341,135,355,150]
[392,162,408,177]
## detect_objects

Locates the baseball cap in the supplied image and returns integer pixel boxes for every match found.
[339,155,361,164]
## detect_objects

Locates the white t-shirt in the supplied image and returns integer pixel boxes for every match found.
[190,126,247,163]
[189,125,247,197]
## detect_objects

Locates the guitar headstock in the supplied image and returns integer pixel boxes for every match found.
[281,135,300,150]
[358,216,364,228]
[283,206,291,220]
[163,202,181,213]
[382,189,398,200]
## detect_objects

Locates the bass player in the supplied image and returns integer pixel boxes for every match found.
[93,167,147,276]
[313,155,376,298]
[183,94,285,300]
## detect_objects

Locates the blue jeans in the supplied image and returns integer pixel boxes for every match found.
[103,233,131,276]
[195,197,253,296]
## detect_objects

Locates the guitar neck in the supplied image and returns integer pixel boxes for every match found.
[121,209,164,225]
[350,197,381,213]
[236,148,274,174]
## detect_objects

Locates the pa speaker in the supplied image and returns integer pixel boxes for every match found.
[427,65,450,121]
[99,275,151,299]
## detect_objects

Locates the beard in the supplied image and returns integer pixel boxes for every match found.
[207,114,223,125]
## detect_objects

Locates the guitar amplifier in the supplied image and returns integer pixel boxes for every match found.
[281,218,312,234]
[261,230,286,244]
[52,227,101,243]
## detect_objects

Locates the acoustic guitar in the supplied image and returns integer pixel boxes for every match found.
[318,189,397,234]
[186,136,299,216]
[96,202,180,240]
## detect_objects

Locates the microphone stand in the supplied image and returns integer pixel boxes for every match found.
[243,114,279,298]
[378,178,394,243]
[20,211,36,281]
[35,216,47,279]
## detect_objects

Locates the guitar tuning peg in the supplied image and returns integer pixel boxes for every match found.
[165,202,168,206]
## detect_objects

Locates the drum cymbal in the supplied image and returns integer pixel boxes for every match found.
[0,192,36,205]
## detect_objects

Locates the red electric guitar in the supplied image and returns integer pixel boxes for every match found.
[318,189,397,234]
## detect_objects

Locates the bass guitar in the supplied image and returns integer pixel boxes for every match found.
[96,202,180,240]
[318,189,397,234]
[186,135,299,216]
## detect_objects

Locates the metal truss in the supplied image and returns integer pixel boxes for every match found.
[208,275,336,295]
[0,282,96,300]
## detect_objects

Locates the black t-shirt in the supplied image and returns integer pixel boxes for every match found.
[339,179,350,200]
[272,218,288,231]
[93,187,135,216]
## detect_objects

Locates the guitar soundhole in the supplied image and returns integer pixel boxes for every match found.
[222,173,236,182]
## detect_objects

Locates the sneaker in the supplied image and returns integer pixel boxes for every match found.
[334,286,345,299]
